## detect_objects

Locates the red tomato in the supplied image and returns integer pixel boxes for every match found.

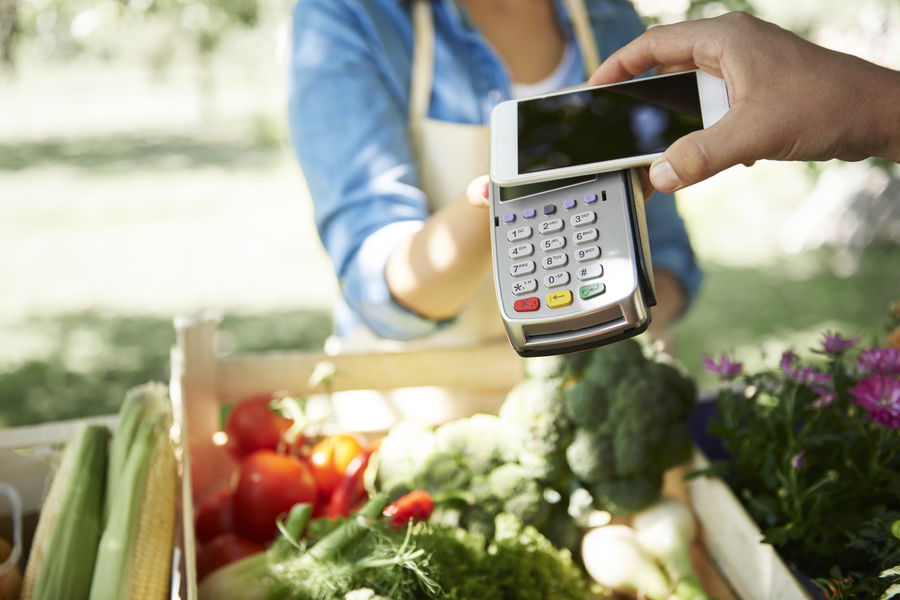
[195,533,265,582]
[232,450,318,543]
[224,393,301,461]
[309,435,365,497]
[194,487,234,545]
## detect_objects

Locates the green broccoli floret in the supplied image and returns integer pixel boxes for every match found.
[487,463,550,528]
[560,339,697,515]
[415,451,471,495]
[587,474,663,515]
[565,428,614,483]
[580,337,647,390]
[461,474,503,540]
[499,378,573,482]
[433,414,522,475]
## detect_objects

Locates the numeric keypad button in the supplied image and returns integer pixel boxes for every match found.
[539,219,564,235]
[574,246,601,262]
[510,261,536,277]
[507,226,533,242]
[570,211,596,227]
[544,271,570,288]
[508,243,534,259]
[540,236,565,252]
[573,228,598,245]
[542,253,568,270]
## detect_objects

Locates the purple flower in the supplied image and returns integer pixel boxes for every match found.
[807,386,836,409]
[821,332,857,355]
[857,347,900,375]
[781,351,833,386]
[702,353,742,379]
[790,451,806,469]
[849,374,900,429]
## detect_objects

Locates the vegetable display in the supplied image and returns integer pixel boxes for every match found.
[697,324,900,599]
[371,338,697,549]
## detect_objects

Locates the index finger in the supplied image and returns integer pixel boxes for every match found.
[589,19,726,86]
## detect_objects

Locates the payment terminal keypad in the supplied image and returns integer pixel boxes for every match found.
[492,174,638,320]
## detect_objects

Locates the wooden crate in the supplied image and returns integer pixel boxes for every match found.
[172,313,822,600]
[687,451,815,600]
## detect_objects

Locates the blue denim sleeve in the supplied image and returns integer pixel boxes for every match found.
[288,0,448,340]
[644,192,703,307]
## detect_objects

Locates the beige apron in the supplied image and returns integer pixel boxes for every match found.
[331,0,600,353]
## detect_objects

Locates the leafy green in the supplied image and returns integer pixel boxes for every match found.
[266,507,593,600]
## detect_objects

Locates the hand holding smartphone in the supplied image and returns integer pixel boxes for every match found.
[490,69,730,186]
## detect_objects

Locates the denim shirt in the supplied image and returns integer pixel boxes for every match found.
[288,0,702,340]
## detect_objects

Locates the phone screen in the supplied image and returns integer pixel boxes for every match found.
[517,71,703,175]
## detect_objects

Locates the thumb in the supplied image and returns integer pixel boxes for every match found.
[649,110,756,193]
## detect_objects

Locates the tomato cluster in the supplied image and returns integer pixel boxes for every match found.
[194,393,372,582]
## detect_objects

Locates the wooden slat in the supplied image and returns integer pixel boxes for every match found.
[688,450,814,600]
[214,342,525,403]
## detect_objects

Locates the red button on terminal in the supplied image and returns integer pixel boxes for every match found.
[514,297,540,312]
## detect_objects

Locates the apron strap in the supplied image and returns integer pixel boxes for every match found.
[560,0,600,76]
[409,0,434,131]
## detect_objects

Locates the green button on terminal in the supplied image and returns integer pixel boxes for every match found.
[579,283,606,300]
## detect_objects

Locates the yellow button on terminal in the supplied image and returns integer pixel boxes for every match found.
[546,290,573,309]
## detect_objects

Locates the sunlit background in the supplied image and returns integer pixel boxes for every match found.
[1,0,898,428]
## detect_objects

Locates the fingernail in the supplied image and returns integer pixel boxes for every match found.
[482,181,490,198]
[649,160,681,192]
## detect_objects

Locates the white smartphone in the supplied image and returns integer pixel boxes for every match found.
[490,69,730,186]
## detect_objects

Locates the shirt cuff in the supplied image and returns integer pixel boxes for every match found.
[338,220,456,341]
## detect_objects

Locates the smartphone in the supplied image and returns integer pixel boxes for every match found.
[490,69,730,186]
[489,168,656,357]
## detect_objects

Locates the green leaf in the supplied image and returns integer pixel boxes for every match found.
[880,583,900,600]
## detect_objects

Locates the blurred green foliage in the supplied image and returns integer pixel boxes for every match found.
[0,310,332,428]
[675,243,900,385]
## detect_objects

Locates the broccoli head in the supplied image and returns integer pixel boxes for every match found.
[560,339,696,515]
[499,378,573,482]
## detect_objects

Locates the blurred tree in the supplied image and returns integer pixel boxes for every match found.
[0,0,17,73]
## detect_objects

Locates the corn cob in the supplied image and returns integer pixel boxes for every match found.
[105,381,169,527]
[126,422,177,600]
[21,424,109,600]
[90,381,176,600]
